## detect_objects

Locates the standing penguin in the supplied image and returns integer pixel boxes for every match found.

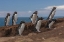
[18,21,25,35]
[35,17,44,32]
[30,11,38,24]
[12,11,17,25]
[47,7,56,20]
[5,13,10,26]
[46,19,56,29]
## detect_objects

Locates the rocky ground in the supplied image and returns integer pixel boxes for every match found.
[0,18,64,42]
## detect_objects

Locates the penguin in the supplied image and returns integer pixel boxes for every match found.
[47,7,56,20]
[12,11,17,25]
[35,17,44,32]
[46,19,56,29]
[5,13,10,26]
[30,11,38,24]
[18,21,25,35]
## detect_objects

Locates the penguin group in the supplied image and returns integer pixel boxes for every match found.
[5,11,18,26]
[4,7,56,35]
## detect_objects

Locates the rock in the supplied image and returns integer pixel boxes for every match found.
[19,38,33,42]
[54,28,56,29]
[59,33,62,35]
[11,37,15,39]
[42,37,45,40]
[28,33,33,36]
[36,38,41,40]
[61,26,64,28]
[26,38,33,42]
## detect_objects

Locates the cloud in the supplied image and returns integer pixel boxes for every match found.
[38,10,50,13]
[0,11,14,17]
[0,11,33,17]
[0,10,49,17]
[37,5,64,17]
[44,5,64,10]
[28,11,32,13]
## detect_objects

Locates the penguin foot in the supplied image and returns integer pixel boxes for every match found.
[49,27,52,29]
[37,31,41,33]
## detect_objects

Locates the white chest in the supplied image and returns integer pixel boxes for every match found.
[49,9,56,20]
[6,16,10,25]
[20,23,25,29]
[49,21,55,28]
[18,23,25,35]
[36,20,42,27]
[32,14,37,19]
[51,9,56,15]
[14,14,17,21]
[31,14,37,24]
[7,16,10,22]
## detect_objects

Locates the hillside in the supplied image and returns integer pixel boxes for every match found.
[0,18,64,42]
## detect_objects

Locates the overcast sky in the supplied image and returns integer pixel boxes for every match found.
[0,0,64,17]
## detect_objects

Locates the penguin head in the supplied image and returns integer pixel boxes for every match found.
[51,19,56,22]
[52,7,56,11]
[7,13,10,16]
[38,17,44,20]
[33,11,38,14]
[14,11,17,14]
[20,21,25,24]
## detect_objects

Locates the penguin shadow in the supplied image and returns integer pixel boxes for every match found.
[39,20,49,32]
[40,21,54,33]
[21,24,36,36]
[4,28,12,37]
[40,27,51,33]
[4,26,18,37]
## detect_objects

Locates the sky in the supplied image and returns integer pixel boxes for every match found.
[0,0,64,17]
